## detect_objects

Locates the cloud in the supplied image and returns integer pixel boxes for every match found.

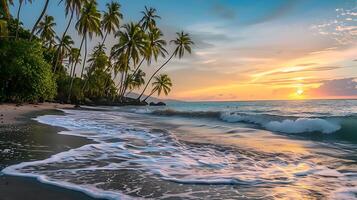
[312,6,357,45]
[309,78,357,97]
[211,4,236,19]
[248,0,301,25]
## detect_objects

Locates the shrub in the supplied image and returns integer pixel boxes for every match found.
[56,76,84,104]
[0,40,56,102]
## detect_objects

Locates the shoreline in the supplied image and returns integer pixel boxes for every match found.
[0,103,103,200]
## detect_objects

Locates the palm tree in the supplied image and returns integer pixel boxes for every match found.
[139,6,160,31]
[68,0,101,102]
[30,0,49,41]
[54,0,86,73]
[15,0,32,40]
[143,74,172,102]
[101,1,122,45]
[81,43,107,91]
[54,35,74,70]
[125,69,145,96]
[138,31,193,101]
[68,47,81,77]
[130,27,167,83]
[111,23,147,66]
[67,47,81,102]
[75,0,101,78]
[111,22,147,96]
[0,0,13,19]
[36,15,56,48]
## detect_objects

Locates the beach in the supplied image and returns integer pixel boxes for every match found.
[1,101,357,199]
[0,103,101,200]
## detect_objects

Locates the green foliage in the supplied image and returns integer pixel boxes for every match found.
[6,18,32,39]
[0,40,56,102]
[84,69,116,100]
[56,76,84,103]
[0,2,193,105]
[0,19,8,37]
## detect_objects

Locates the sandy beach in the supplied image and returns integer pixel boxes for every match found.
[0,103,102,200]
[0,103,73,125]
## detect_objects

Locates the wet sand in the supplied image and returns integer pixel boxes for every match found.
[0,103,103,200]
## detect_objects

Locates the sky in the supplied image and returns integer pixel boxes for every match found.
[11,0,357,101]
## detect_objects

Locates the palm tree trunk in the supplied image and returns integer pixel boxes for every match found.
[80,35,88,78]
[101,31,108,46]
[138,52,175,101]
[15,0,23,40]
[30,0,49,41]
[117,72,124,100]
[54,9,74,73]
[69,62,74,77]
[67,36,85,103]
[131,57,145,78]
[125,89,133,97]
[143,89,157,102]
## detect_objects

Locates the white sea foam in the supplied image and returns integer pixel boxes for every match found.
[220,112,341,134]
[1,109,354,199]
[264,118,341,134]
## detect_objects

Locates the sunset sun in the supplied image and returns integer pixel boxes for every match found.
[296,89,304,96]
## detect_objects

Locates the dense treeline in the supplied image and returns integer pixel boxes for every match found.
[0,0,193,105]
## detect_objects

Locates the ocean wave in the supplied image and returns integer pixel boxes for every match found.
[132,108,344,134]
[220,112,341,134]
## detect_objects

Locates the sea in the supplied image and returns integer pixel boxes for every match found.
[2,99,357,199]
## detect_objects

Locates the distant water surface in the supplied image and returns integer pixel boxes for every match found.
[3,100,357,199]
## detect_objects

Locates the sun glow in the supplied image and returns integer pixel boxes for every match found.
[296,89,304,96]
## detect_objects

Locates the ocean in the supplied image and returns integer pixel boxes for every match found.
[3,99,357,199]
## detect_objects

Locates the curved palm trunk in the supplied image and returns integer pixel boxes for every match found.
[54,9,74,73]
[143,89,157,102]
[30,0,49,41]
[138,53,175,101]
[80,35,88,78]
[121,57,145,96]
[15,0,23,40]
[131,57,145,78]
[67,36,85,103]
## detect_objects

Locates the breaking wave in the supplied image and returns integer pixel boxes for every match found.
[131,108,346,134]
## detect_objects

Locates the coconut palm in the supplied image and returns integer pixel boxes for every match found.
[143,74,172,101]
[66,47,82,103]
[0,0,13,19]
[82,43,108,91]
[131,27,167,79]
[111,23,147,66]
[111,22,147,96]
[125,69,145,96]
[15,0,32,40]
[54,0,86,73]
[138,31,193,101]
[54,35,74,69]
[68,47,81,76]
[75,0,101,78]
[101,1,122,45]
[139,6,160,31]
[68,0,101,102]
[30,0,49,41]
[36,15,56,48]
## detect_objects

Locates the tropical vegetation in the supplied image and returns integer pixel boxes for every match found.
[0,0,193,105]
